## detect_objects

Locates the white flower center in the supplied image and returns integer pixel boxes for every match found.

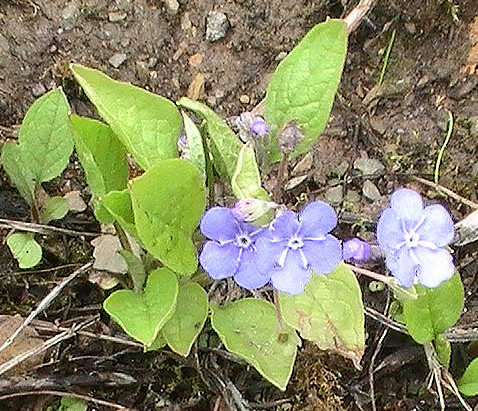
[287,236,304,250]
[236,234,252,248]
[404,230,420,248]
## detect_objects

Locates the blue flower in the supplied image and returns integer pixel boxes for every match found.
[199,207,270,290]
[250,118,269,137]
[343,238,371,263]
[376,188,455,288]
[256,202,342,295]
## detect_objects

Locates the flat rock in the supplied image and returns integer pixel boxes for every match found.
[354,158,385,175]
[109,52,127,68]
[362,180,382,201]
[325,185,343,205]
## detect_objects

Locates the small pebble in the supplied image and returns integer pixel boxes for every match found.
[292,153,313,176]
[162,0,180,14]
[108,53,127,68]
[362,180,382,201]
[108,11,127,22]
[188,53,203,67]
[31,83,46,97]
[205,11,230,42]
[239,94,250,104]
[284,175,307,191]
[354,158,385,175]
[324,185,343,205]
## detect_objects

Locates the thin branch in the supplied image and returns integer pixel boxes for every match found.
[0,218,99,238]
[0,390,131,410]
[0,317,97,376]
[0,262,93,354]
[344,0,378,33]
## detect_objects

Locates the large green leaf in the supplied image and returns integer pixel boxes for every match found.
[177,97,242,181]
[210,298,300,391]
[401,273,464,344]
[459,358,478,396]
[279,263,365,368]
[71,64,182,170]
[130,159,205,275]
[231,143,269,201]
[19,88,74,182]
[70,115,128,223]
[103,268,178,347]
[264,19,347,161]
[6,232,42,269]
[1,142,35,204]
[162,282,208,356]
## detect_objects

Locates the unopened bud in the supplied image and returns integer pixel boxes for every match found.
[232,198,278,223]
[279,121,304,155]
[343,238,371,262]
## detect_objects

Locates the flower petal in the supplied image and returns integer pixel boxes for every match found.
[299,201,338,238]
[414,247,454,288]
[254,236,287,272]
[417,204,455,247]
[270,250,311,295]
[270,210,300,239]
[385,248,416,288]
[376,208,405,252]
[199,241,240,280]
[233,249,271,290]
[343,238,371,262]
[200,207,239,242]
[390,188,424,222]
[303,235,342,274]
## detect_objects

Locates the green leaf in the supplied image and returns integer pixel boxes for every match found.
[130,159,205,275]
[69,115,128,223]
[231,143,269,201]
[162,282,208,356]
[210,298,300,391]
[401,273,464,344]
[40,196,69,223]
[6,232,42,269]
[118,249,146,293]
[278,263,365,368]
[177,97,242,181]
[434,334,451,369]
[19,88,74,182]
[1,142,35,204]
[102,189,138,238]
[103,268,178,347]
[57,397,88,411]
[147,332,167,352]
[182,112,206,179]
[459,358,478,396]
[264,19,347,161]
[71,64,182,170]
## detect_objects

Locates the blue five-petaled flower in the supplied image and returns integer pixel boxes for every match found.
[376,188,455,288]
[199,201,342,295]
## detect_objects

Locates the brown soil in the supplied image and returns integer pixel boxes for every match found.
[0,0,478,410]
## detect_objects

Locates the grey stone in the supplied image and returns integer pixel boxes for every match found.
[469,116,478,139]
[284,175,307,191]
[292,152,313,176]
[362,180,382,201]
[108,11,127,22]
[205,11,230,42]
[61,2,78,20]
[325,185,343,205]
[31,83,46,97]
[108,53,127,68]
[354,158,385,175]
[162,0,179,15]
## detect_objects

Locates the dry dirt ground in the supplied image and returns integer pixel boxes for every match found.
[0,0,478,410]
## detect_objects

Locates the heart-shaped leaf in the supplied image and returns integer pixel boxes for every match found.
[103,268,178,347]
[162,282,208,356]
[210,298,300,391]
[40,196,69,223]
[278,263,365,368]
[102,189,138,238]
[71,64,182,170]
[130,159,205,275]
[401,273,464,344]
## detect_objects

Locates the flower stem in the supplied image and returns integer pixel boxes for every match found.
[272,155,288,203]
[273,290,284,332]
